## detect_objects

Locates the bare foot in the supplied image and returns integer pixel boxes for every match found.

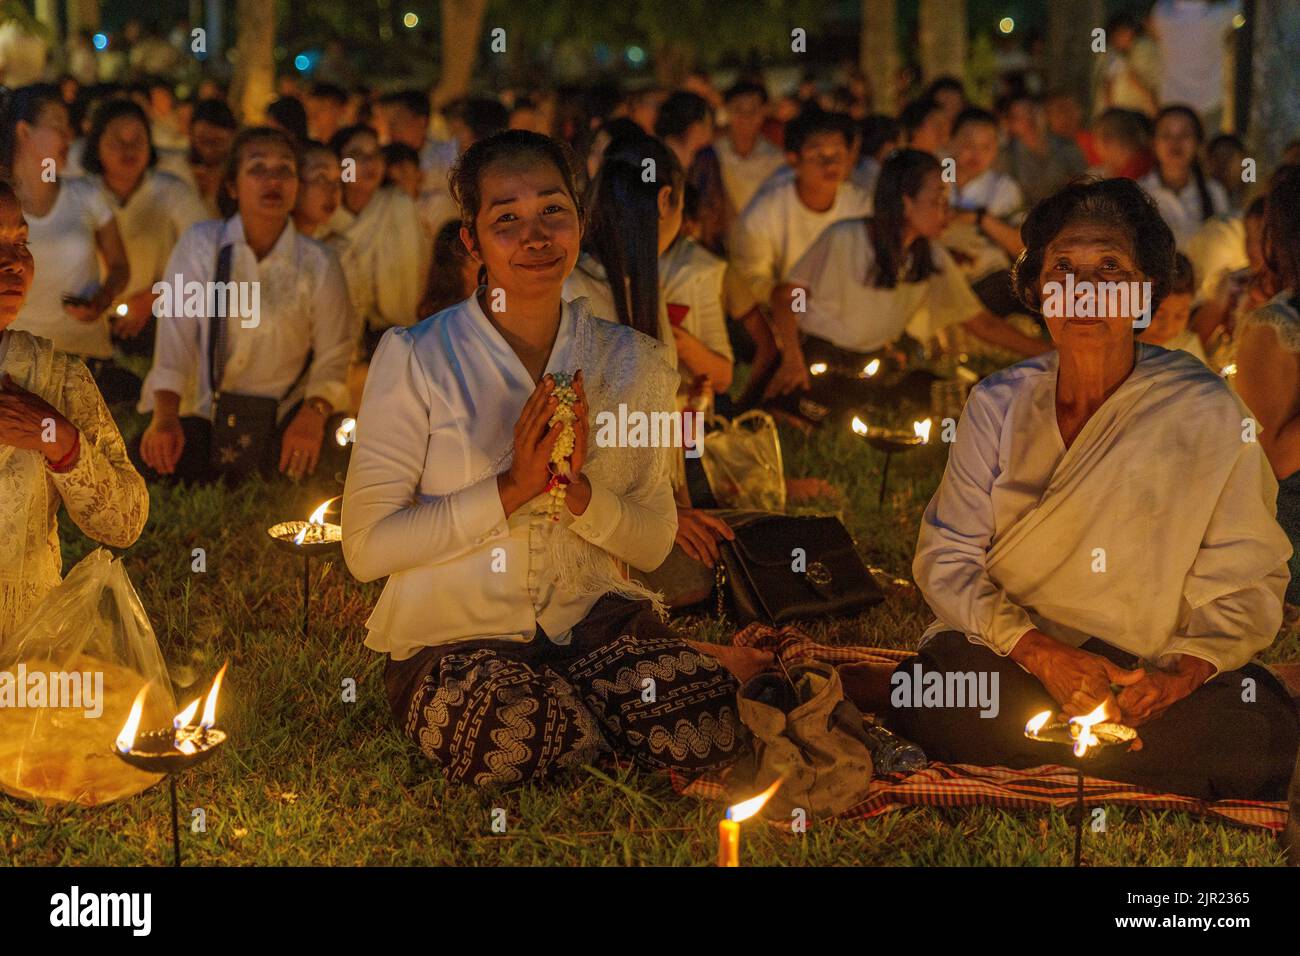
[687,641,776,683]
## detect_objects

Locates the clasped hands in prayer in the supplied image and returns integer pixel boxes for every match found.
[497,370,591,517]
[1010,628,1217,741]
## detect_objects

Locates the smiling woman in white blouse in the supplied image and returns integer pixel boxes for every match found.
[878,177,1298,800]
[341,130,749,787]
[0,180,147,643]
[132,127,356,486]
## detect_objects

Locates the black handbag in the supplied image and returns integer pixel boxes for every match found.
[711,510,883,625]
[207,243,312,479]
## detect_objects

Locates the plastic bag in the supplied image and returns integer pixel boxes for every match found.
[700,410,786,513]
[0,548,176,805]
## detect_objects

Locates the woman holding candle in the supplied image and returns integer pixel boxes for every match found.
[869,177,1298,801]
[0,178,148,643]
[341,130,753,787]
[762,149,1049,407]
[132,127,356,486]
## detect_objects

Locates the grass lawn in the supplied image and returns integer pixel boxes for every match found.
[3,361,1296,867]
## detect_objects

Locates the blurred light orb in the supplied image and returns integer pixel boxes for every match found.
[998,17,1014,34]
[294,54,310,72]
[93,33,109,50]
[403,12,419,28]
[626,45,646,65]
[1233,13,1246,29]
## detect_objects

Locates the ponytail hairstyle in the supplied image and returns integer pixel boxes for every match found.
[581,130,684,338]
[868,148,942,288]
[0,83,65,181]
[1155,105,1214,222]
[448,128,585,289]
[218,126,298,220]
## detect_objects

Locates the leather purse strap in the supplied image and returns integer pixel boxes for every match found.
[205,240,314,411]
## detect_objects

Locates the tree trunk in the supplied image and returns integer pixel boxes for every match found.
[1248,0,1300,174]
[432,0,489,109]
[34,0,60,44]
[66,0,100,34]
[862,0,898,115]
[230,0,275,124]
[1045,0,1103,113]
[917,0,966,85]
[653,41,694,88]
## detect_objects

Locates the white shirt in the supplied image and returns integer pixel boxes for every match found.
[419,135,459,195]
[787,219,982,353]
[949,168,1024,219]
[324,186,424,332]
[714,135,786,215]
[913,344,1287,674]
[729,177,873,304]
[1185,214,1248,305]
[1163,327,1209,365]
[94,169,208,300]
[659,235,732,386]
[1151,0,1240,115]
[340,295,678,660]
[942,168,1026,282]
[11,177,115,359]
[1139,170,1230,250]
[139,215,356,421]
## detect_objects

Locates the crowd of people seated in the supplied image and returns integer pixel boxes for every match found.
[3,10,1299,801]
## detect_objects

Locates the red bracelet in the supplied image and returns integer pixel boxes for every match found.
[46,429,81,473]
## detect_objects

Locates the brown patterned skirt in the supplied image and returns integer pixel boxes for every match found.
[384,595,745,787]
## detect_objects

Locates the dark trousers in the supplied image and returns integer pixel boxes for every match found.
[384,595,745,786]
[888,631,1300,801]
[1276,471,1300,605]
[84,357,141,407]
[127,401,352,489]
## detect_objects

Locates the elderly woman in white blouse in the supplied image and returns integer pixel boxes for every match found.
[0,180,147,643]
[887,178,1298,800]
[342,130,749,787]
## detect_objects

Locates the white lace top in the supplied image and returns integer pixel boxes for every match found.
[0,330,149,645]
[1240,292,1300,353]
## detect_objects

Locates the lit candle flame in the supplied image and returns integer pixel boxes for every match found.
[913,418,932,443]
[725,777,782,822]
[1025,710,1051,736]
[860,358,880,378]
[115,685,150,753]
[808,362,828,376]
[335,417,356,446]
[1069,701,1110,758]
[173,697,200,731]
[851,416,869,436]
[294,496,341,544]
[199,661,228,731]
